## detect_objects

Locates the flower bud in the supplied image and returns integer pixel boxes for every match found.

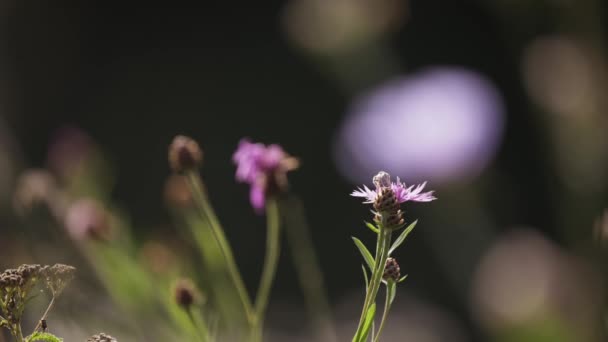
[64,199,111,242]
[87,333,117,342]
[168,135,203,173]
[173,278,202,309]
[383,257,401,282]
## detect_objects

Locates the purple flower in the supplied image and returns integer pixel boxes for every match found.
[351,171,436,204]
[233,139,299,213]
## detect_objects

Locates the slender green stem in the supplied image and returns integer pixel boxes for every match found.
[186,172,254,321]
[251,199,281,342]
[33,296,56,332]
[15,324,24,342]
[282,196,337,342]
[353,228,391,342]
[373,286,392,342]
[187,308,210,342]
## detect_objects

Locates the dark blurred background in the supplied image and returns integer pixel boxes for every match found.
[2,1,608,341]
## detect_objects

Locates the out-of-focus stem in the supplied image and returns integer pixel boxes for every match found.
[251,199,281,342]
[281,196,337,342]
[373,285,392,342]
[188,308,210,342]
[185,172,254,321]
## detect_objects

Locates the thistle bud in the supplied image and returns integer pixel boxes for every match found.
[385,209,405,229]
[373,187,397,213]
[168,135,203,173]
[383,257,401,282]
[173,278,202,309]
[87,333,117,342]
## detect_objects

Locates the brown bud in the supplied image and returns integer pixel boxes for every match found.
[87,333,117,342]
[373,187,398,213]
[168,135,203,173]
[173,278,202,309]
[385,210,405,230]
[383,257,401,282]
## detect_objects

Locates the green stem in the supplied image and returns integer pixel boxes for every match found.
[187,308,210,342]
[33,296,56,332]
[15,324,24,342]
[282,196,337,342]
[353,228,391,342]
[252,199,281,342]
[186,172,254,322]
[373,286,392,342]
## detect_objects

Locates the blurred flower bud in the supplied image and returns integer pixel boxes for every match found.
[173,278,203,310]
[168,135,203,173]
[86,333,117,342]
[46,125,94,181]
[64,198,111,241]
[12,169,58,215]
[139,240,177,275]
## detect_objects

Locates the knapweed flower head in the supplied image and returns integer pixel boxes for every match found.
[232,138,299,213]
[351,171,436,205]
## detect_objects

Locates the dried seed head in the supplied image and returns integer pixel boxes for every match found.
[373,187,398,213]
[168,135,203,173]
[41,264,76,296]
[87,333,117,342]
[383,257,401,282]
[173,278,202,309]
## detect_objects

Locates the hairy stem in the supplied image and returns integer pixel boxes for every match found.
[252,199,281,342]
[186,172,254,322]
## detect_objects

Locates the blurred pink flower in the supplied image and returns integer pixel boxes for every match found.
[233,139,298,213]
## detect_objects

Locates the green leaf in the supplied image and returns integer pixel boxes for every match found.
[361,265,369,292]
[359,303,377,342]
[387,280,397,305]
[388,220,417,255]
[352,237,375,271]
[364,221,380,234]
[25,332,63,342]
[398,275,408,283]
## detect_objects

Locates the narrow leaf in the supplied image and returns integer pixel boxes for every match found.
[398,274,408,283]
[387,280,397,305]
[361,265,369,292]
[359,303,377,342]
[352,237,375,271]
[26,332,63,342]
[364,221,380,234]
[388,220,418,255]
